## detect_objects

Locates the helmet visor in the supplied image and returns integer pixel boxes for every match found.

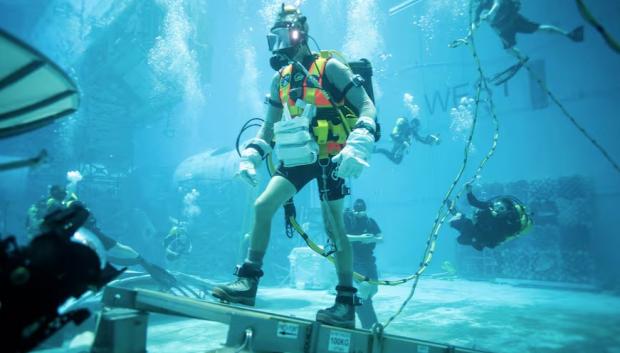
[267,27,291,52]
[267,26,302,52]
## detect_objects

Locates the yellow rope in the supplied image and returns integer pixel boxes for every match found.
[381,0,502,329]
[268,1,500,299]
[265,9,504,326]
[576,0,620,54]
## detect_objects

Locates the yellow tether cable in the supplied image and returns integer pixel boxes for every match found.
[510,50,620,174]
[576,0,620,54]
[381,0,502,329]
[264,27,501,328]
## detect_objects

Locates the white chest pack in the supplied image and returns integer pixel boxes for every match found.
[274,100,319,167]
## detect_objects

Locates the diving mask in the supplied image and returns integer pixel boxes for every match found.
[267,26,303,53]
[353,199,367,218]
[353,210,367,218]
[491,201,508,216]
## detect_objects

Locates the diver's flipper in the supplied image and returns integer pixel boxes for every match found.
[0,29,79,139]
[137,259,199,296]
[140,260,178,288]
[0,149,47,172]
[490,57,529,86]
[569,26,584,42]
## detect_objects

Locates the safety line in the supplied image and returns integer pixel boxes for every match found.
[576,0,620,54]
[382,0,502,329]
[510,50,620,174]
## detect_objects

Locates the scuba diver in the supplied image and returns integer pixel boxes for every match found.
[470,0,584,85]
[343,199,383,330]
[374,116,440,164]
[473,0,584,50]
[448,183,533,251]
[212,5,378,329]
[163,221,193,261]
[26,184,75,239]
[26,185,178,288]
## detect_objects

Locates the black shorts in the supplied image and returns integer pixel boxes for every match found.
[275,158,348,201]
[497,14,540,48]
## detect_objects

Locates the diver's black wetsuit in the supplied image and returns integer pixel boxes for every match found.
[30,198,117,257]
[344,211,381,329]
[375,118,438,164]
[450,191,523,251]
[475,0,540,49]
[45,201,118,251]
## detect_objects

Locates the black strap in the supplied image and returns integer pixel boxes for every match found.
[340,74,364,99]
[284,199,296,239]
[353,120,379,140]
[236,263,264,278]
[340,81,355,100]
[265,97,283,108]
[335,285,357,293]
[318,57,349,104]
[247,143,267,159]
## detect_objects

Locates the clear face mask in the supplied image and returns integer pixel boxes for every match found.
[267,25,303,52]
[353,210,367,218]
[267,27,288,52]
[491,201,507,216]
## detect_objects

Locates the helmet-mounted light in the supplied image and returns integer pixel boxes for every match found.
[291,29,300,41]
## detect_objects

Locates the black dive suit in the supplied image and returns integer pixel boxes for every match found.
[450,191,525,251]
[344,211,381,329]
[375,118,439,164]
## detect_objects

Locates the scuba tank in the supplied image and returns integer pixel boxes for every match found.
[348,58,375,103]
[347,58,381,141]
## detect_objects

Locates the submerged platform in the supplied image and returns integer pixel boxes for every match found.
[33,278,620,353]
[93,286,485,353]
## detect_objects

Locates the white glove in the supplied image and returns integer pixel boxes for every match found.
[238,138,271,187]
[238,148,261,187]
[331,125,375,178]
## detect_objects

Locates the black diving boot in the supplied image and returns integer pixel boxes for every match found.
[212,263,263,306]
[316,285,358,329]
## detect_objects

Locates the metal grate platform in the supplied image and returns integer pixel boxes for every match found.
[98,286,491,353]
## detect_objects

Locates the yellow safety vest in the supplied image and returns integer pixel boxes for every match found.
[278,55,358,158]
